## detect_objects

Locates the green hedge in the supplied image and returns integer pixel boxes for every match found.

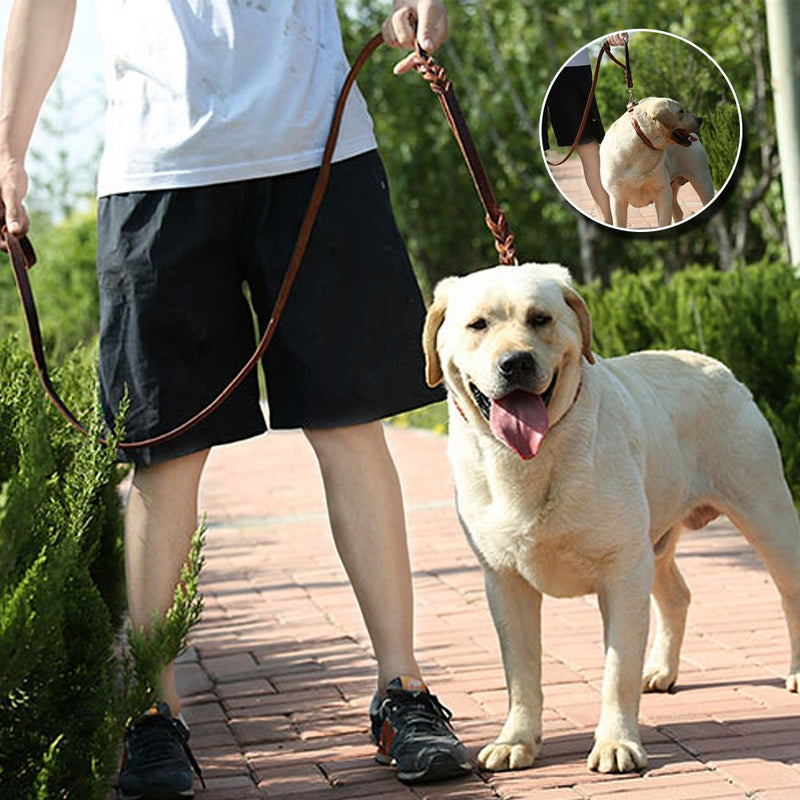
[0,335,206,798]
[395,259,800,508]
[0,339,126,799]
[582,258,800,505]
[0,211,99,364]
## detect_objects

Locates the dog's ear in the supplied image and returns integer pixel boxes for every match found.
[422,277,457,387]
[562,286,596,365]
[649,98,676,130]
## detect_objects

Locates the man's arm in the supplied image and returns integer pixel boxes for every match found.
[0,0,77,237]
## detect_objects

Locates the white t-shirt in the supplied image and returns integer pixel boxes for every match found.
[95,1,377,197]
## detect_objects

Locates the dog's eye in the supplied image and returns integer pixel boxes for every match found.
[527,312,552,328]
[467,318,488,331]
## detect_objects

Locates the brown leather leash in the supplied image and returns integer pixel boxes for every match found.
[546,39,635,167]
[1,30,515,451]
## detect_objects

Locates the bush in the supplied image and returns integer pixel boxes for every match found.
[0,336,208,798]
[0,210,99,365]
[398,260,800,510]
[0,339,126,798]
[704,102,741,188]
[582,259,800,506]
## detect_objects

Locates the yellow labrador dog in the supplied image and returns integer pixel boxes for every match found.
[599,97,715,228]
[423,263,800,773]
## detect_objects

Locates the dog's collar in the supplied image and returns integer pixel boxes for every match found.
[628,104,658,151]
[449,379,584,431]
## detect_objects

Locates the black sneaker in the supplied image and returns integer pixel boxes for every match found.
[370,676,472,783]
[117,702,205,800]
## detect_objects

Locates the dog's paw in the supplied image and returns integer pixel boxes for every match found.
[477,740,539,771]
[587,739,647,773]
[786,669,800,693]
[642,664,677,693]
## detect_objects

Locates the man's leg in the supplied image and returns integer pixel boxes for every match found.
[304,421,471,783]
[125,448,210,714]
[118,449,210,798]
[303,421,420,689]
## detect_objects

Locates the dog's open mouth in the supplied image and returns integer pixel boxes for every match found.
[469,372,558,460]
[671,128,697,147]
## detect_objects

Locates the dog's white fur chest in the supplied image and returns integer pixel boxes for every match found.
[449,416,630,598]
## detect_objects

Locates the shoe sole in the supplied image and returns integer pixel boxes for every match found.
[117,791,194,800]
[375,751,472,783]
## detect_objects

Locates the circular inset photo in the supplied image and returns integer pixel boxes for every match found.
[540,29,742,231]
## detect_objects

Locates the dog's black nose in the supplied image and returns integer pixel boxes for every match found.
[498,351,536,379]
[696,117,703,128]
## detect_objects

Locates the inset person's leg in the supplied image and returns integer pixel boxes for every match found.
[125,448,210,715]
[577,141,613,224]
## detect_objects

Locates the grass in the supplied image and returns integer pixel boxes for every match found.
[386,400,449,435]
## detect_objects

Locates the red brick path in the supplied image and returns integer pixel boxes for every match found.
[170,426,800,799]
[545,155,709,230]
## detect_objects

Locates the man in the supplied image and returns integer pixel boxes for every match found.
[0,1,470,797]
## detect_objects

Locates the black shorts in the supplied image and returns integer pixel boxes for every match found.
[96,151,444,466]
[542,65,605,151]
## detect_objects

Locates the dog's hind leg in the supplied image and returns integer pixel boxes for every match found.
[477,567,544,772]
[726,490,800,692]
[670,180,685,223]
[643,526,690,692]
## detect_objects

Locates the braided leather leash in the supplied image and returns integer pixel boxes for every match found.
[546,39,635,168]
[1,30,515,450]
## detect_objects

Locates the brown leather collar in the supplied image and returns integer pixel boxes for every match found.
[628,105,658,150]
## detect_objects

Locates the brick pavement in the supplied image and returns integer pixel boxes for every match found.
[544,154,709,230]
[173,424,800,799]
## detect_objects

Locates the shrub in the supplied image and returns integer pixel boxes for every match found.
[0,210,99,365]
[0,337,208,798]
[704,102,741,188]
[397,260,800,510]
[582,259,800,506]
[0,339,126,799]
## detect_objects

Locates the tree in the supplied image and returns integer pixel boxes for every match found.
[27,80,102,225]
[338,0,787,288]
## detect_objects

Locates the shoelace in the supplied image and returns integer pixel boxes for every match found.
[386,690,456,735]
[128,715,206,789]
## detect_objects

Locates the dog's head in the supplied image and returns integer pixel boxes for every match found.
[638,97,702,147]
[423,263,594,460]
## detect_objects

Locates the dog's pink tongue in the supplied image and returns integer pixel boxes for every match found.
[489,391,549,460]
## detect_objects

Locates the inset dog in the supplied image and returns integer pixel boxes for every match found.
[599,97,715,227]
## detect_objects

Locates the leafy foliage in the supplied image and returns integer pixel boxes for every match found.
[0,337,208,797]
[0,341,126,799]
[0,210,99,364]
[339,0,784,285]
[122,523,206,725]
[583,258,800,505]
[392,259,800,510]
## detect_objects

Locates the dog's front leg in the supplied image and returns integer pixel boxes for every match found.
[611,195,628,228]
[589,559,653,773]
[655,189,673,227]
[478,567,543,772]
